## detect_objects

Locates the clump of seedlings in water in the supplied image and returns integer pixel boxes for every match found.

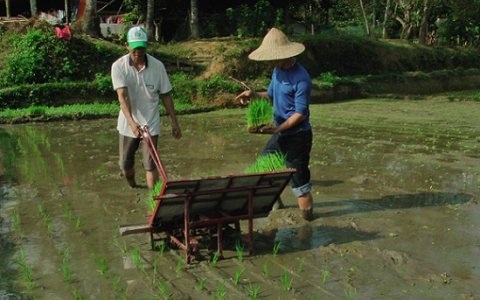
[130,247,146,274]
[244,152,286,174]
[61,248,72,283]
[246,98,273,133]
[197,278,207,290]
[11,208,20,232]
[175,257,186,275]
[214,281,227,300]
[322,268,330,284]
[272,241,281,256]
[17,248,35,291]
[233,267,245,285]
[235,240,245,262]
[210,251,220,267]
[262,261,269,278]
[157,281,171,299]
[344,286,357,300]
[247,283,260,299]
[146,180,163,213]
[280,268,293,292]
[297,257,306,273]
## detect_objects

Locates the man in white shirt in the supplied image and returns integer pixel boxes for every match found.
[111,26,181,189]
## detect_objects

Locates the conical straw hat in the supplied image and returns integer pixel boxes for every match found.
[248,28,305,61]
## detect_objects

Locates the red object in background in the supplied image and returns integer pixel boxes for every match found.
[76,0,86,19]
[55,25,72,40]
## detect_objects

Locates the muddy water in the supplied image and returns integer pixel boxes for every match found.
[1,98,479,299]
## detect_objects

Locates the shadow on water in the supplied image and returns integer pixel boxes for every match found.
[257,224,382,254]
[317,192,474,218]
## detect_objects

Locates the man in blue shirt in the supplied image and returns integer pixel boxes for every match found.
[236,28,314,221]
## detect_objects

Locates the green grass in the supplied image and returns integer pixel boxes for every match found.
[0,102,205,123]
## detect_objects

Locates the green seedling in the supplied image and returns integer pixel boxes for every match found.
[272,241,281,256]
[152,255,159,284]
[11,208,20,231]
[146,180,163,213]
[262,261,269,277]
[157,281,171,299]
[61,249,72,283]
[210,251,220,267]
[233,267,245,285]
[214,281,226,300]
[17,249,34,290]
[280,269,293,292]
[198,278,207,291]
[130,247,145,273]
[344,286,357,300]
[46,221,53,236]
[297,257,305,273]
[247,283,260,299]
[112,276,127,300]
[75,217,81,231]
[98,257,108,277]
[156,242,166,256]
[235,240,245,262]
[37,203,45,215]
[175,257,185,275]
[71,287,84,300]
[322,269,330,284]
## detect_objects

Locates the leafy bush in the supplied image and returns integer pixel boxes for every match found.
[0,28,78,86]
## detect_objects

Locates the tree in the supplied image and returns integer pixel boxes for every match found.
[74,0,99,36]
[5,0,11,18]
[146,0,154,40]
[190,0,200,38]
[418,0,430,45]
[29,0,37,17]
[381,0,392,38]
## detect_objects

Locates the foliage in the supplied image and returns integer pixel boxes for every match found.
[0,28,77,86]
[0,82,111,110]
[313,72,357,89]
[170,73,243,104]
[226,0,285,37]
[0,27,121,87]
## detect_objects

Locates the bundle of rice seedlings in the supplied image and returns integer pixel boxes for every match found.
[244,152,286,173]
[246,99,273,129]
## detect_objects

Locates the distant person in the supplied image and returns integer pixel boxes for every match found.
[236,28,314,221]
[111,26,181,189]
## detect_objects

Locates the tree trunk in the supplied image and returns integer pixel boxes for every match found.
[382,0,391,38]
[74,0,99,36]
[359,0,370,36]
[29,0,37,17]
[146,0,154,41]
[64,0,69,23]
[370,0,377,37]
[418,0,430,45]
[190,0,200,39]
[5,0,11,18]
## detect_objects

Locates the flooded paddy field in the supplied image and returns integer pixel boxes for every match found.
[1,96,479,299]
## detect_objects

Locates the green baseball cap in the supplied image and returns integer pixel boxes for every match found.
[127,26,148,49]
